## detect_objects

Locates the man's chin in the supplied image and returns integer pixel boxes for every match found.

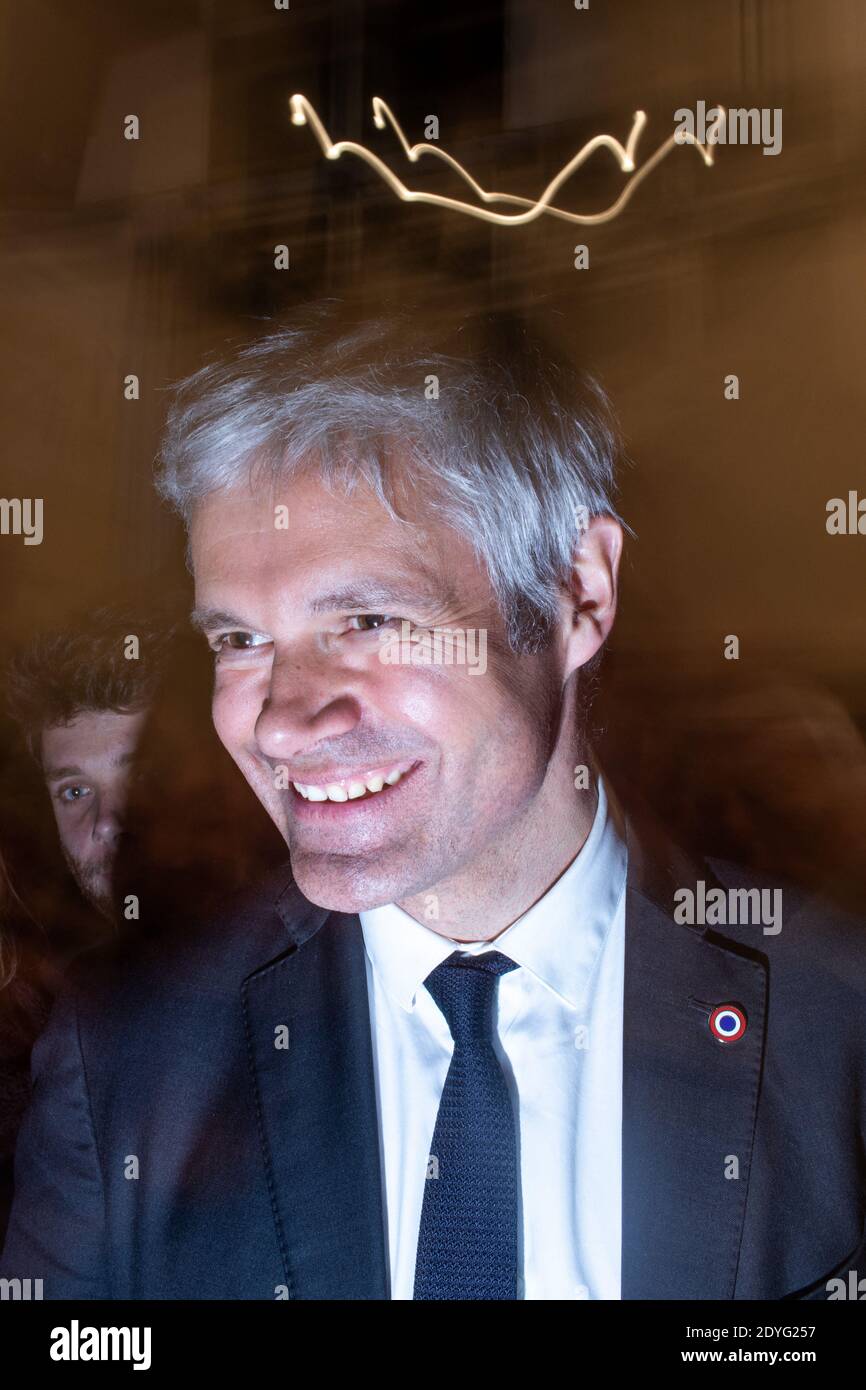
[62,852,115,920]
[289,852,420,915]
[75,874,116,921]
[84,890,117,921]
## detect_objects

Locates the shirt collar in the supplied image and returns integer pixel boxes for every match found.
[359,777,628,1014]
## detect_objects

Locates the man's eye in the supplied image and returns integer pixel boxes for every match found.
[58,785,90,804]
[212,631,270,652]
[348,614,397,632]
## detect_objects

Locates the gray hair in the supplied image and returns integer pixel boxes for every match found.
[156,300,629,653]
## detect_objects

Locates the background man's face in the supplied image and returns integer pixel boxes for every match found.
[191,471,570,914]
[41,707,148,917]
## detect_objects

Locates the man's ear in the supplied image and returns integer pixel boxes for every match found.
[561,515,623,678]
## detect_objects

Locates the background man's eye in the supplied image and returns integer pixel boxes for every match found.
[60,786,89,803]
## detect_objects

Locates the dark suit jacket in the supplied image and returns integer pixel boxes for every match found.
[2,817,865,1300]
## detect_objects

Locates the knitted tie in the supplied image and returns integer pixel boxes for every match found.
[413,950,520,1300]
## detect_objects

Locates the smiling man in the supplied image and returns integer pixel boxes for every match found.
[3,302,866,1301]
[189,466,619,937]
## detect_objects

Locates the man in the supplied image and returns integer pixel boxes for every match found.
[4,608,171,920]
[0,606,172,1250]
[2,303,865,1299]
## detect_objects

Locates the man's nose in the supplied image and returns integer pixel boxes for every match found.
[92,794,127,848]
[254,654,363,761]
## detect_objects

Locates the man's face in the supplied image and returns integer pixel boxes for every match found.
[190,471,582,917]
[41,707,148,917]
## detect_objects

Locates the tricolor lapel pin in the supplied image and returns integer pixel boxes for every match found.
[708,1003,748,1044]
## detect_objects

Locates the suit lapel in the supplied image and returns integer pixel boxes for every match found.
[620,815,768,1299]
[242,880,388,1300]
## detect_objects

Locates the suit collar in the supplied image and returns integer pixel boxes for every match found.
[243,886,388,1300]
[273,873,330,948]
[618,795,768,1299]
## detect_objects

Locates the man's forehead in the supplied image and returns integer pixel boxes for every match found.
[42,708,147,772]
[44,708,146,739]
[190,479,476,609]
[192,472,412,537]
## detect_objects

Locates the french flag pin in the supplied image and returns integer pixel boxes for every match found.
[709,1004,747,1044]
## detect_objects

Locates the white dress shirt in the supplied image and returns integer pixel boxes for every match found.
[359,776,628,1300]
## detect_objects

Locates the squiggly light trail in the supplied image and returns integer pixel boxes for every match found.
[289,95,722,226]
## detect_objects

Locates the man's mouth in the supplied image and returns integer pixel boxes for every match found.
[290,758,419,805]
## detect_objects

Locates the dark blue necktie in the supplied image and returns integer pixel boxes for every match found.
[413,950,520,1300]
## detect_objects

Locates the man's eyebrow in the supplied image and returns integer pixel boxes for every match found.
[190,575,456,631]
[44,764,83,780]
[112,750,138,769]
[189,607,250,634]
[307,577,452,616]
[44,748,137,780]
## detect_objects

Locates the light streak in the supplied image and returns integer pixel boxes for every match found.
[289,95,723,227]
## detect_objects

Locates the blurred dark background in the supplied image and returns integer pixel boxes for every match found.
[1,0,865,916]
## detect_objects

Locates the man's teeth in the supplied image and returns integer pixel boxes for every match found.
[292,766,409,802]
